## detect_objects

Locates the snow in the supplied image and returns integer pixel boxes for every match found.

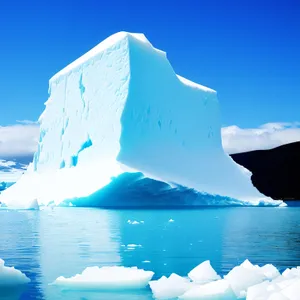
[188,260,221,284]
[0,31,284,209]
[52,266,154,290]
[0,259,30,286]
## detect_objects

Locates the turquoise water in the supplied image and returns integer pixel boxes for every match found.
[0,206,300,299]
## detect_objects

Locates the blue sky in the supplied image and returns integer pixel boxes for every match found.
[0,0,300,161]
[1,0,299,127]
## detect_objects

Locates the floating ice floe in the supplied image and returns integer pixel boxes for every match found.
[52,266,154,290]
[150,273,194,299]
[180,279,236,300]
[127,244,142,248]
[127,220,145,225]
[224,259,266,297]
[168,219,175,223]
[0,259,30,286]
[148,259,300,300]
[188,260,221,284]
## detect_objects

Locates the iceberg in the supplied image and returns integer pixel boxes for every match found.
[51,266,154,290]
[0,32,284,208]
[0,259,30,286]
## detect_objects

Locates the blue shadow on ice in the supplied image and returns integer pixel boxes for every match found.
[63,172,266,208]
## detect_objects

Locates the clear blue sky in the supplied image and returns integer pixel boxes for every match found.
[1,0,299,127]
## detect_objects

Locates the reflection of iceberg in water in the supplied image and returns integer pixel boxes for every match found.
[220,208,300,273]
[116,210,224,279]
[37,208,224,299]
[39,208,121,299]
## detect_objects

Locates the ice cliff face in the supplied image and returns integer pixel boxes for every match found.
[0,32,283,208]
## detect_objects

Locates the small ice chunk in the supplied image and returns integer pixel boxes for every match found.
[274,276,299,290]
[142,260,151,263]
[241,259,259,270]
[180,279,236,300]
[127,220,143,225]
[150,273,193,299]
[282,267,300,279]
[0,259,30,286]
[224,260,265,297]
[268,293,289,300]
[168,219,174,223]
[246,281,279,300]
[188,260,221,284]
[281,278,300,300]
[261,264,280,280]
[52,266,154,290]
[127,244,142,248]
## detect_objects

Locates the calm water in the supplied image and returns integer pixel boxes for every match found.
[0,206,300,299]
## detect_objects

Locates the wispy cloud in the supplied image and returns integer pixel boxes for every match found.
[0,123,39,157]
[16,120,38,125]
[0,159,27,182]
[222,122,300,154]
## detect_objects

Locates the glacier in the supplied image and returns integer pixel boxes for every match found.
[0,32,284,208]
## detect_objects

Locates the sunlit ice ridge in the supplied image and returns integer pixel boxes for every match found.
[0,32,284,209]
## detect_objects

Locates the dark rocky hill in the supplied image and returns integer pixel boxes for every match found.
[231,141,300,200]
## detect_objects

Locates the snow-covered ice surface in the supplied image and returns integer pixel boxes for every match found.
[52,266,154,290]
[0,259,30,286]
[0,31,284,208]
[147,259,300,300]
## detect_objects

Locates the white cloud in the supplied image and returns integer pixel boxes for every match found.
[0,159,26,182]
[1,120,300,162]
[0,123,39,157]
[222,122,300,154]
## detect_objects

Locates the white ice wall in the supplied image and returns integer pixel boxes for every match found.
[0,32,282,208]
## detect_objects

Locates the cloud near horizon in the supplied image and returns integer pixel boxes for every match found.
[0,123,39,157]
[222,122,300,154]
[0,121,300,159]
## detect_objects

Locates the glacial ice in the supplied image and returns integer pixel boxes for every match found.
[49,260,300,299]
[224,260,266,297]
[0,259,30,286]
[149,273,194,299]
[188,260,221,284]
[180,279,236,300]
[0,31,284,208]
[52,266,154,290]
